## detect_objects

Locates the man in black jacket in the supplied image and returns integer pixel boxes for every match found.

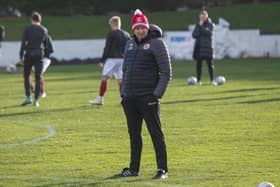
[114,9,171,179]
[192,10,217,85]
[89,16,130,105]
[20,12,53,107]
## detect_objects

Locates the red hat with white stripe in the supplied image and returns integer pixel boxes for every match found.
[131,9,150,30]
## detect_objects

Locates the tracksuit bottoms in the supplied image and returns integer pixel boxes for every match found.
[24,55,43,100]
[196,57,215,82]
[121,95,168,173]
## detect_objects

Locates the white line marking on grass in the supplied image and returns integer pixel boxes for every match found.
[0,119,56,148]
[0,176,189,187]
[0,176,188,187]
[140,182,188,187]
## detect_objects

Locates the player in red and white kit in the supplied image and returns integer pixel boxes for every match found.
[88,16,130,105]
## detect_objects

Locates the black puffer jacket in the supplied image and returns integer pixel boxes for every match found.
[192,18,214,60]
[122,24,172,98]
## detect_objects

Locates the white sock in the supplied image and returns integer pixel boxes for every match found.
[98,96,104,101]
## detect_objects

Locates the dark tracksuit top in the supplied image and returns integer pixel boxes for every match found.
[100,29,130,63]
[20,24,53,59]
[121,24,171,172]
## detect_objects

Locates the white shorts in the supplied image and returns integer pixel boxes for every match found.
[102,58,123,80]
[31,57,51,74]
[41,57,51,74]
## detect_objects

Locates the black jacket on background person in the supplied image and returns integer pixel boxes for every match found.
[19,24,53,59]
[0,25,5,42]
[122,24,172,98]
[100,29,130,63]
[44,35,54,58]
[192,18,214,60]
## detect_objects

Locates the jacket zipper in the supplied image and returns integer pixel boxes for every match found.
[130,42,139,96]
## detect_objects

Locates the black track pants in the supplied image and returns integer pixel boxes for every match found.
[23,56,43,100]
[122,95,168,173]
[196,58,215,82]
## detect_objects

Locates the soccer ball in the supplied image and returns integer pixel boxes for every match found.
[215,76,226,85]
[256,182,275,187]
[5,64,17,73]
[187,76,197,85]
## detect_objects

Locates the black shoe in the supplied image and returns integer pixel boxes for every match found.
[112,168,139,178]
[152,169,168,179]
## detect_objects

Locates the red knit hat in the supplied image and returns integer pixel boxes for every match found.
[131,9,150,30]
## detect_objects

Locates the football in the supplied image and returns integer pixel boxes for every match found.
[215,76,226,85]
[187,76,197,85]
[256,182,275,187]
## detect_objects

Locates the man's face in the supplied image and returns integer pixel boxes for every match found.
[31,20,41,25]
[199,14,208,22]
[110,23,115,30]
[134,26,149,41]
[110,22,120,30]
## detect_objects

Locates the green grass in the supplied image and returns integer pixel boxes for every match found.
[0,59,280,187]
[1,2,280,41]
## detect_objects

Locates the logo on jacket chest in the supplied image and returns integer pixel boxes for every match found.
[128,43,134,50]
[143,43,150,50]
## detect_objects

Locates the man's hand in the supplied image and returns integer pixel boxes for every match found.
[19,59,24,65]
[199,20,203,26]
[98,62,104,68]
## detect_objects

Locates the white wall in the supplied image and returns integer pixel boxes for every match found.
[0,39,105,67]
[1,30,280,67]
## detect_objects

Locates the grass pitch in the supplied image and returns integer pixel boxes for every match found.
[0,59,280,187]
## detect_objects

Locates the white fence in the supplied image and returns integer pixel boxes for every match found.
[1,29,280,67]
[0,39,105,67]
[165,28,280,60]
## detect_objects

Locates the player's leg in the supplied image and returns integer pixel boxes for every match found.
[33,58,43,106]
[89,59,114,105]
[29,75,35,93]
[117,79,122,96]
[196,58,203,85]
[114,59,123,102]
[21,60,33,106]
[40,58,51,98]
[206,58,216,85]
[88,76,109,105]
[139,96,168,179]
[114,97,142,177]
[40,76,47,98]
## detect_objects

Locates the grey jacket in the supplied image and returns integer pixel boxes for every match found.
[122,24,172,98]
[192,18,214,60]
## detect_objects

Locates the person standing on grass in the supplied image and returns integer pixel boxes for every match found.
[20,12,53,107]
[88,16,130,105]
[29,34,54,99]
[114,9,171,179]
[192,10,217,86]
